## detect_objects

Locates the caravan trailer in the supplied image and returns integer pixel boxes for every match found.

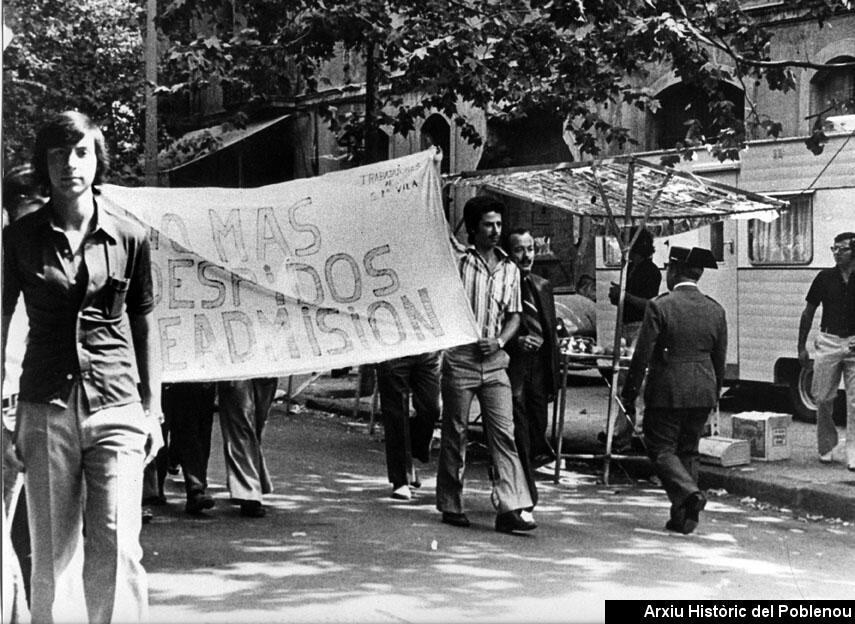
[594,131,855,422]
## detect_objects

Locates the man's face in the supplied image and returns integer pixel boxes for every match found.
[46,133,98,200]
[474,211,502,249]
[508,232,535,276]
[831,238,854,269]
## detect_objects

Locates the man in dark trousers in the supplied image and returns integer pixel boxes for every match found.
[621,246,726,535]
[376,353,441,500]
[503,228,559,511]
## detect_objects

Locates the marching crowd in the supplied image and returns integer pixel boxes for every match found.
[2,112,854,624]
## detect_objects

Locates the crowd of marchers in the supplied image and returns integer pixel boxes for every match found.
[2,111,854,624]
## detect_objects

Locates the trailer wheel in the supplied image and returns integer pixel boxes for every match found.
[788,367,847,425]
[788,368,817,424]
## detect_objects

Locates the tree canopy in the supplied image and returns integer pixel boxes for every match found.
[157,0,854,164]
[3,1,853,180]
[2,0,146,181]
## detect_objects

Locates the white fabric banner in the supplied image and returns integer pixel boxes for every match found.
[101,149,478,382]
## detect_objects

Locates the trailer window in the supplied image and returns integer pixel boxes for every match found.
[748,194,813,265]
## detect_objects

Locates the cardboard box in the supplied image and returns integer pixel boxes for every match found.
[731,412,792,461]
[699,436,751,467]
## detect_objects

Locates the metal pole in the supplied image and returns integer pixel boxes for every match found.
[144,0,158,186]
[603,159,635,485]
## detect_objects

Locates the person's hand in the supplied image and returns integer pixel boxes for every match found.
[608,282,620,306]
[797,347,811,370]
[477,337,500,356]
[2,429,24,474]
[620,393,636,416]
[517,334,544,353]
[143,411,164,466]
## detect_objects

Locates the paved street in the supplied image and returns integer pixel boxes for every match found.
[142,396,855,623]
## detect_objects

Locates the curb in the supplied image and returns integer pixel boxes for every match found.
[699,466,855,521]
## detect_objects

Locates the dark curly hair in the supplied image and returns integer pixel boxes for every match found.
[463,195,505,244]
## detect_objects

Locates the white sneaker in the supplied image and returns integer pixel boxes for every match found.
[391,485,412,500]
[819,451,834,464]
[520,510,535,524]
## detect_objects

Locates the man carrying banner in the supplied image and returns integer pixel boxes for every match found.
[436,196,536,534]
[377,353,441,500]
[621,246,726,535]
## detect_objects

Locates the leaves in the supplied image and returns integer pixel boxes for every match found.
[7,0,851,180]
[2,0,146,183]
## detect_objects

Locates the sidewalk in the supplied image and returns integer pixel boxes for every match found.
[299,369,855,521]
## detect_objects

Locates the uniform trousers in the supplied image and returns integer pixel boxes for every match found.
[643,407,709,514]
[436,345,532,515]
[811,332,855,466]
[377,353,440,488]
[216,378,277,502]
[17,384,149,624]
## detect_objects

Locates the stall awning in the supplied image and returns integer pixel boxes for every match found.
[444,158,787,236]
[160,113,294,174]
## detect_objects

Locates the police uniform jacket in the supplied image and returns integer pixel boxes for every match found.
[622,284,727,410]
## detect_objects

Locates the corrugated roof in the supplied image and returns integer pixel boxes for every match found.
[444,158,787,236]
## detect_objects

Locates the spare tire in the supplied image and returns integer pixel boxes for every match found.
[788,367,817,424]
[788,367,847,426]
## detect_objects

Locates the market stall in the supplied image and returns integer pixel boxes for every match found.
[444,157,786,484]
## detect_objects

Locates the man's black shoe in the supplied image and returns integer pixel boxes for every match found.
[185,492,215,515]
[240,500,266,518]
[441,512,471,528]
[664,519,694,534]
[495,509,537,534]
[683,491,707,523]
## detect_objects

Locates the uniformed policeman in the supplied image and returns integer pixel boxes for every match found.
[620,246,726,534]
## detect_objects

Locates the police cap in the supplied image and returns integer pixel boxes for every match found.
[668,246,718,269]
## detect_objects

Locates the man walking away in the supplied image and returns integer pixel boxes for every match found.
[621,246,725,535]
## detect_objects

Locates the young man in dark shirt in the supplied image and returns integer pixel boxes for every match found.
[798,232,855,470]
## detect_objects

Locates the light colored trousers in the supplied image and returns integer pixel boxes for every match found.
[436,345,533,515]
[17,385,149,624]
[812,332,855,466]
[216,378,276,502]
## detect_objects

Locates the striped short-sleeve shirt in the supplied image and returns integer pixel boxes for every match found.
[459,247,522,338]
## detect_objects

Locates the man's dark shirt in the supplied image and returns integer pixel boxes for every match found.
[806,268,855,337]
[2,202,154,410]
[624,256,661,323]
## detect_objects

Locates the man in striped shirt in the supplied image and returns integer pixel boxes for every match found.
[436,196,537,533]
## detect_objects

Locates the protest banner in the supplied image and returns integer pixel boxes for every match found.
[100,149,480,382]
